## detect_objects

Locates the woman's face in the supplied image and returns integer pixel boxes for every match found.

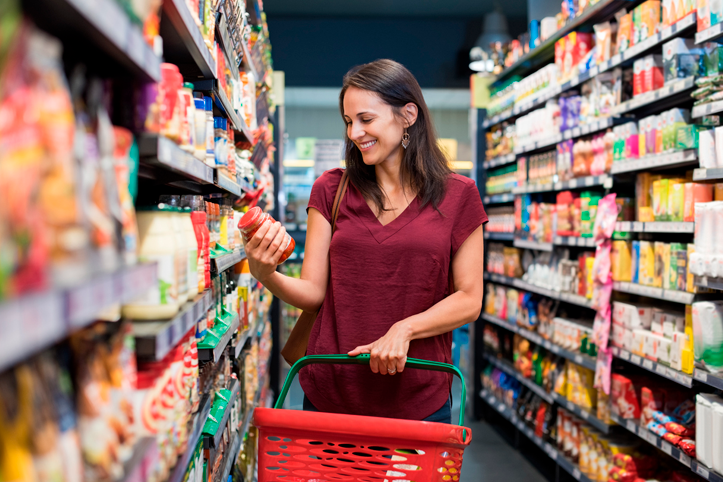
[343,87,405,166]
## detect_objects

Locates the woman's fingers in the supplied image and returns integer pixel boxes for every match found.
[270,225,288,263]
[245,218,272,251]
[348,344,372,356]
[258,221,281,253]
[395,355,407,374]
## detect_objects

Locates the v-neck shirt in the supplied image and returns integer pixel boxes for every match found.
[302,168,488,420]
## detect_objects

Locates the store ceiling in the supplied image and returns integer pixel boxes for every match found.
[263,0,528,18]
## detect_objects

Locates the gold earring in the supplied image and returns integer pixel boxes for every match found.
[402,128,410,149]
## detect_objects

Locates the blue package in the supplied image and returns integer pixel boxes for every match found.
[529,20,541,49]
[632,240,640,284]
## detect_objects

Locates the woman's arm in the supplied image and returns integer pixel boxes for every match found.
[349,224,485,375]
[243,207,331,313]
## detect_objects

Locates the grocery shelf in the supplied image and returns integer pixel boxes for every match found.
[198,313,240,362]
[513,174,611,194]
[554,236,597,248]
[480,389,595,482]
[139,134,215,184]
[694,275,723,291]
[693,168,723,181]
[693,369,723,391]
[132,290,213,361]
[221,431,242,481]
[483,153,517,169]
[216,171,242,196]
[691,461,723,482]
[483,192,516,204]
[215,13,240,80]
[167,394,212,482]
[483,352,554,403]
[612,281,695,304]
[551,393,613,433]
[484,272,595,309]
[696,20,723,45]
[482,313,597,371]
[193,79,254,142]
[515,119,622,156]
[611,346,694,387]
[492,0,631,85]
[514,133,562,155]
[611,77,695,116]
[693,99,723,118]
[514,238,554,251]
[161,0,217,78]
[484,232,515,241]
[609,149,698,174]
[615,221,694,233]
[240,37,260,80]
[234,317,259,359]
[609,413,693,468]
[0,262,157,373]
[211,248,246,273]
[29,0,161,82]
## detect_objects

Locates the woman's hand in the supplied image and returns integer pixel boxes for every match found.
[242,220,288,283]
[348,321,412,375]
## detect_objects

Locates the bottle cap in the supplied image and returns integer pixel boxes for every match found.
[214,117,225,129]
[238,206,263,231]
[194,98,205,110]
[183,82,195,90]
[204,97,213,111]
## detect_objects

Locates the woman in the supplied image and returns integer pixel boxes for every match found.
[244,59,487,423]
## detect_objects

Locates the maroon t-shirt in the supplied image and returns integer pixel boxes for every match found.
[302,168,488,420]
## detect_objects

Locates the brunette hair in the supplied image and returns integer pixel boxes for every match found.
[339,59,452,214]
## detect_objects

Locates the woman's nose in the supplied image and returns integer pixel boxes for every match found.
[349,123,365,140]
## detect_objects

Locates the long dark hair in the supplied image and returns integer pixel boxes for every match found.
[339,59,452,215]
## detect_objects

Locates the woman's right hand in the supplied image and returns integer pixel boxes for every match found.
[242,220,288,283]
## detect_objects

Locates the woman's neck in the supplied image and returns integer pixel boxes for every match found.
[374,146,406,194]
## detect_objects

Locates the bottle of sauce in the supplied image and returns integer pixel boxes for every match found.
[204,97,215,167]
[179,82,196,152]
[122,204,180,319]
[238,207,295,264]
[182,206,200,299]
[193,98,206,161]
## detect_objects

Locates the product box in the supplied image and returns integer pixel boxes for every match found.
[677,247,688,291]
[644,55,665,92]
[632,240,641,283]
[699,129,716,169]
[633,329,647,355]
[663,38,701,83]
[643,331,657,359]
[618,13,634,53]
[640,1,662,40]
[664,108,691,151]
[612,241,633,281]
[698,0,711,32]
[564,32,594,78]
[556,37,567,76]
[653,179,669,220]
[623,327,635,352]
[640,386,666,426]
[669,180,685,221]
[611,374,642,419]
[686,243,696,292]
[652,310,666,335]
[634,59,646,96]
[639,241,655,286]
[657,337,672,364]
[662,243,673,290]
[712,0,723,26]
[612,323,626,347]
[670,331,687,370]
[654,242,666,288]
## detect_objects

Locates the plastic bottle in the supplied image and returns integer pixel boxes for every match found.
[204,97,215,167]
[122,204,180,319]
[238,207,295,264]
[182,206,200,299]
[227,201,235,250]
[219,200,229,249]
[214,117,228,173]
[184,195,209,294]
[193,98,206,161]
[179,82,196,152]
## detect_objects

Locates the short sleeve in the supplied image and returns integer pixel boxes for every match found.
[306,168,344,224]
[451,180,488,256]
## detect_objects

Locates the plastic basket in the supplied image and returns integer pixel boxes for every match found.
[253,354,473,482]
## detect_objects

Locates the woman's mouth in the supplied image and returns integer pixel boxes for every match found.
[359,140,377,151]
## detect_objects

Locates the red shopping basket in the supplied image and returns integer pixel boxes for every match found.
[253,354,472,482]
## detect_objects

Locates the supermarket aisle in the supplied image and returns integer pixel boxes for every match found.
[460,420,549,482]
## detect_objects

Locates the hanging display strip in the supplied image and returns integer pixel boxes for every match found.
[482,313,597,371]
[132,290,213,361]
[483,352,554,403]
[483,153,517,169]
[513,174,610,194]
[611,346,694,387]
[615,221,695,233]
[480,389,595,482]
[212,248,246,273]
[483,192,515,204]
[611,77,696,115]
[609,149,698,174]
[139,135,215,184]
[612,281,695,304]
[484,273,595,309]
[609,413,692,467]
[484,232,515,241]
[56,0,161,81]
[162,0,217,78]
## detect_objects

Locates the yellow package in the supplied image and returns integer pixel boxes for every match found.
[686,243,695,293]
[715,183,723,201]
[636,173,653,212]
[639,241,655,286]
[611,241,632,281]
[653,242,666,288]
[668,180,685,222]
[597,390,611,424]
[580,426,591,475]
[661,243,672,290]
[683,304,694,374]
[596,437,610,482]
[653,179,670,220]
[586,256,596,299]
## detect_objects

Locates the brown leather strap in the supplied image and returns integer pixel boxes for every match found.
[330,171,349,234]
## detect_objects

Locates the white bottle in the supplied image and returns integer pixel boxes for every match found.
[170,206,189,306]
[122,205,180,319]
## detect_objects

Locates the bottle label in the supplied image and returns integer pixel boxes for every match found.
[136,254,177,306]
[189,248,198,291]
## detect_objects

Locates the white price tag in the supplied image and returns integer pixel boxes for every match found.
[589,66,598,77]
[643,359,654,370]
[568,179,579,189]
[655,364,667,376]
[696,465,710,479]
[631,354,641,365]
[694,370,708,383]
[645,431,659,445]
[662,442,673,456]
[585,176,595,186]
[567,401,575,411]
[573,468,581,480]
[627,420,637,432]
[574,354,583,364]
[580,410,590,420]
[498,403,506,412]
[680,453,691,466]
[550,448,558,461]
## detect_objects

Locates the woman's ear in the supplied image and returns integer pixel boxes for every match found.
[404,102,418,127]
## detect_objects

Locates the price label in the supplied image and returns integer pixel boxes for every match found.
[643,359,654,370]
[589,66,598,77]
[573,468,581,480]
[680,454,691,466]
[580,410,590,420]
[567,401,575,411]
[568,179,579,189]
[661,442,673,456]
[627,420,637,432]
[694,370,708,383]
[631,354,641,365]
[574,354,583,364]
[655,364,667,376]
[498,403,506,412]
[696,465,710,479]
[645,431,659,445]
[550,448,558,460]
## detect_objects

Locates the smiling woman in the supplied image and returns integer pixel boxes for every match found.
[242,59,488,423]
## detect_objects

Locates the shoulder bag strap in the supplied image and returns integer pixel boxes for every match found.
[330,170,349,234]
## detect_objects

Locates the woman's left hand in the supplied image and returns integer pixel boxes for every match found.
[348,321,412,375]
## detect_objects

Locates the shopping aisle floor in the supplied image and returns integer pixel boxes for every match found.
[459,419,549,482]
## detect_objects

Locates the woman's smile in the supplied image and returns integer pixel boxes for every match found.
[359,139,377,151]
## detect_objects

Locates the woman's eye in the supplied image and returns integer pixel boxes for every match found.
[361,118,372,124]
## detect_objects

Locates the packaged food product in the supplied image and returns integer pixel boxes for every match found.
[238,207,296,264]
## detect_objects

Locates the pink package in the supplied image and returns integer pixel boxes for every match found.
[593,241,613,283]
[595,347,613,395]
[594,194,619,242]
[592,279,613,312]
[593,305,612,349]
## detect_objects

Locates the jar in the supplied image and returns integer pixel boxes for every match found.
[237,207,295,264]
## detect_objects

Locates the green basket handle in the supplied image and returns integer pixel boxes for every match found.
[275,354,467,428]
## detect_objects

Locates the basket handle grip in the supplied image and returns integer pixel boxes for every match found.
[275,354,467,427]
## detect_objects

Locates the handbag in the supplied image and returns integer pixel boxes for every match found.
[280,170,350,366]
